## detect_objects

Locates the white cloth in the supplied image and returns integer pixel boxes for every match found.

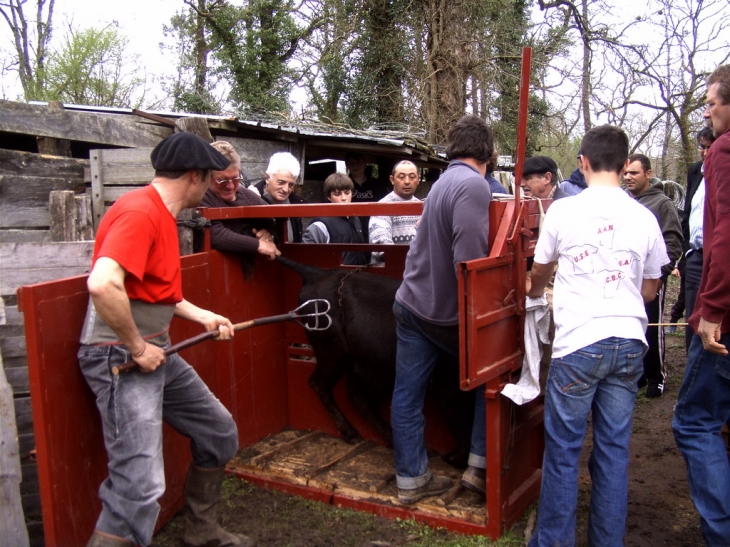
[689,177,705,250]
[501,294,551,405]
[534,186,668,358]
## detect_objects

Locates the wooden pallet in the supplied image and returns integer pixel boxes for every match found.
[228,429,487,524]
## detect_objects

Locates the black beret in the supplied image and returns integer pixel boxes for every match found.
[523,156,558,177]
[150,132,231,171]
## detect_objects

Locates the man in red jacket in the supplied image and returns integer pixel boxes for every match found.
[672,64,730,547]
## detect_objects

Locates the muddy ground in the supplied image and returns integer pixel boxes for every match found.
[152,277,709,547]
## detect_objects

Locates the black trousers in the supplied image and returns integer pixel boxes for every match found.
[684,249,703,352]
[643,283,667,386]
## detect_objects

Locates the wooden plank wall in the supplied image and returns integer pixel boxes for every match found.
[0,149,88,242]
[0,242,94,547]
[0,100,171,148]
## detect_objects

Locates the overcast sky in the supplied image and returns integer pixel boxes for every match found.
[1,0,182,103]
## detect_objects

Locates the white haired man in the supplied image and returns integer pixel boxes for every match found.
[252,152,307,242]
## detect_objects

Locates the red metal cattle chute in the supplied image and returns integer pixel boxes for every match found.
[19,48,546,545]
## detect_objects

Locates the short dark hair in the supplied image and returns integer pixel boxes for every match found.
[445,115,494,164]
[391,160,417,175]
[486,149,499,175]
[323,173,354,196]
[697,126,716,144]
[628,153,652,173]
[707,64,730,105]
[580,125,629,175]
[344,152,364,163]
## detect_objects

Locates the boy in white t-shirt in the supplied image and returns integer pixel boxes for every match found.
[526,125,669,547]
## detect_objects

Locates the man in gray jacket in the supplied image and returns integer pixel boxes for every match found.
[391,115,493,504]
[624,153,683,397]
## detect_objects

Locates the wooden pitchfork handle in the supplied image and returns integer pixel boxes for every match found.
[112,299,332,376]
[111,312,298,375]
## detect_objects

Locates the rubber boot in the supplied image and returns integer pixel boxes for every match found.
[86,530,132,547]
[182,465,255,547]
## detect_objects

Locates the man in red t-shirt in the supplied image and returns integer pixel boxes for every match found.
[78,132,253,547]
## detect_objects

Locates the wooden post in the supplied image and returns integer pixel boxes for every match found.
[0,352,30,547]
[174,117,213,255]
[49,191,95,242]
[175,117,213,142]
[36,102,72,157]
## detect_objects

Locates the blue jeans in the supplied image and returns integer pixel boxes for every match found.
[78,344,239,546]
[391,302,486,489]
[529,337,645,547]
[672,334,730,547]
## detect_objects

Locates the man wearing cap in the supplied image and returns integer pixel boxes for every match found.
[78,132,253,547]
[521,156,568,200]
[251,151,307,242]
[199,141,280,267]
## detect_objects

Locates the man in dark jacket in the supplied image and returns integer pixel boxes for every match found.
[624,153,683,397]
[559,153,588,196]
[197,141,279,265]
[252,152,307,242]
[671,127,716,350]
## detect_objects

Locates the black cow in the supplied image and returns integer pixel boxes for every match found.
[277,255,475,468]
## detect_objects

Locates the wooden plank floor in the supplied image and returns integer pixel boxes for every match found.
[229,429,486,524]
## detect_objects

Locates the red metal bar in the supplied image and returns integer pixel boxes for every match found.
[200,201,423,221]
[514,47,532,212]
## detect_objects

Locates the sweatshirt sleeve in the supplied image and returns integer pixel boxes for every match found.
[657,200,683,278]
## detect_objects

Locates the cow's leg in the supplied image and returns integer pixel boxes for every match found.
[347,378,393,446]
[308,354,362,443]
[430,357,475,469]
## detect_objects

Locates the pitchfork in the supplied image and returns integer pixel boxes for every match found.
[112,299,332,375]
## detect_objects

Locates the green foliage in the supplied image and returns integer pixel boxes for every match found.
[163,7,223,115]
[343,0,409,128]
[397,518,525,546]
[42,25,145,107]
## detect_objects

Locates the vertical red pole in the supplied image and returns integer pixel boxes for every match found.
[514,46,532,209]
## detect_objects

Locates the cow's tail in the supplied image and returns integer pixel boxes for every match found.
[275,255,328,284]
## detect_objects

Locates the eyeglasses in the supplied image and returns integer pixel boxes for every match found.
[214,176,243,186]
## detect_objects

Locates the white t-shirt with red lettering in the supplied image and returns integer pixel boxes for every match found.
[534,185,669,358]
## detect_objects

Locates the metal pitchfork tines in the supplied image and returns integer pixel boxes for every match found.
[291,299,332,331]
[112,299,332,375]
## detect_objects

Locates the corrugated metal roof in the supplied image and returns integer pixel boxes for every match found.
[26,101,440,158]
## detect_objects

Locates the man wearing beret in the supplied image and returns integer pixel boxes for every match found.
[78,132,253,547]
[521,156,568,200]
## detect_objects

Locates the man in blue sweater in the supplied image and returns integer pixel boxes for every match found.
[391,115,493,504]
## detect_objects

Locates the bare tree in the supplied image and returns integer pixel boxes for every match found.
[607,0,729,180]
[0,0,55,100]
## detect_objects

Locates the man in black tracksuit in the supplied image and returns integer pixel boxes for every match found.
[624,153,683,398]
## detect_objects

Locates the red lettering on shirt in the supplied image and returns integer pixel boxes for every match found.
[573,249,591,262]
[598,224,614,234]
